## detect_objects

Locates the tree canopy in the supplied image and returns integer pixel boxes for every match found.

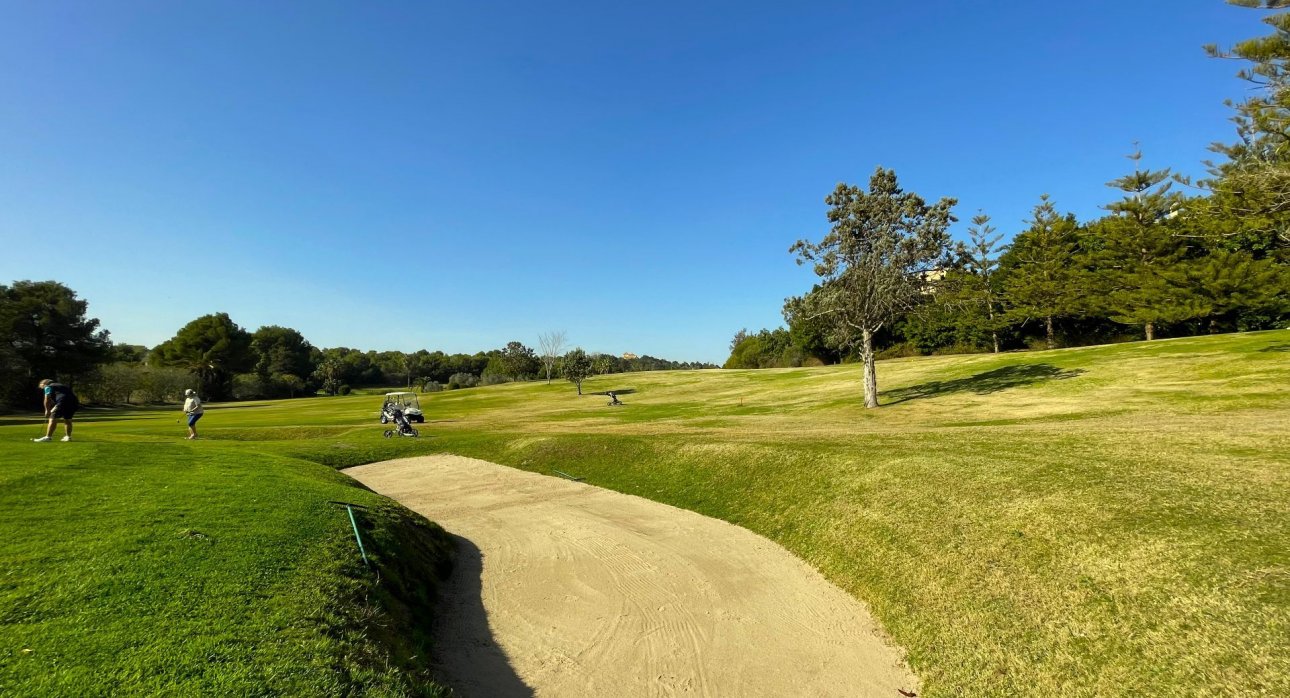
[789,168,956,407]
[152,313,255,400]
[0,281,111,406]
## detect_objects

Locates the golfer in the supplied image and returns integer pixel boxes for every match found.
[33,379,78,442]
[182,389,205,440]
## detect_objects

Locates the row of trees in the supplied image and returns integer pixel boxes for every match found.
[0,288,714,408]
[728,2,1290,407]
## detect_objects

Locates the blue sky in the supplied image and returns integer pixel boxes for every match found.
[0,1,1265,364]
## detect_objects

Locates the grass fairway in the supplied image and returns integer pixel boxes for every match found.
[1,330,1286,696]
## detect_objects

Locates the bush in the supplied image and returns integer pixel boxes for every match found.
[422,381,443,393]
[232,373,269,400]
[480,373,510,386]
[79,363,142,405]
[134,367,194,404]
[337,384,351,395]
[447,372,478,389]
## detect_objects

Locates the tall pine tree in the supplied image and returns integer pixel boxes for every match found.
[1000,195,1085,349]
[1202,1,1290,259]
[961,211,1007,353]
[1092,150,1205,340]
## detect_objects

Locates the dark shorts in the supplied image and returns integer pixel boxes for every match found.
[51,401,78,420]
[187,413,203,427]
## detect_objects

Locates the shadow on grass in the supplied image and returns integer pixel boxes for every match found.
[1258,343,1290,353]
[883,364,1086,405]
[431,535,533,697]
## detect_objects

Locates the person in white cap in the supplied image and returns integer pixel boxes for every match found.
[182,389,205,440]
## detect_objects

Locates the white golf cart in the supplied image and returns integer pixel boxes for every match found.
[380,391,425,424]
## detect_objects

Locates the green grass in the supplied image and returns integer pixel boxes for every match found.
[0,423,454,696]
[1,330,1287,696]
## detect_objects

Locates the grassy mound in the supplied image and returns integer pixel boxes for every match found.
[0,436,453,696]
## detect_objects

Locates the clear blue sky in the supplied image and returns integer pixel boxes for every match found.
[0,1,1265,364]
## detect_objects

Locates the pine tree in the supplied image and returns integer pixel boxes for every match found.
[961,211,1007,352]
[1202,1,1290,258]
[1186,249,1288,330]
[1092,150,1205,340]
[790,168,956,407]
[1000,195,1085,349]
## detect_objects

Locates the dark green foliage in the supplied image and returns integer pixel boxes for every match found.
[496,341,540,380]
[561,347,593,394]
[1090,151,1204,339]
[152,313,255,400]
[251,326,318,396]
[998,196,1087,348]
[1203,2,1290,259]
[0,280,111,407]
[1185,248,1289,329]
[108,344,148,363]
[957,212,1007,353]
[724,328,801,368]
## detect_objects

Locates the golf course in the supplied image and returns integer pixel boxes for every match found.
[1,330,1285,696]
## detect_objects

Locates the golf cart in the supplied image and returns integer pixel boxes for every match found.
[380,391,425,424]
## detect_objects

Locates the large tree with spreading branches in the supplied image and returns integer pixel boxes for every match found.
[789,167,956,408]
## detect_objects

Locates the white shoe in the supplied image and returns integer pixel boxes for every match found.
[32,436,51,442]
[60,436,72,442]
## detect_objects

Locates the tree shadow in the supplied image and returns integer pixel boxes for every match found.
[1258,343,1290,353]
[429,535,534,698]
[883,364,1086,405]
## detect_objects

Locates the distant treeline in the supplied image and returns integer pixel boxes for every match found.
[0,281,715,408]
[727,9,1290,370]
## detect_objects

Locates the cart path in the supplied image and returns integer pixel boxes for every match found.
[346,455,919,698]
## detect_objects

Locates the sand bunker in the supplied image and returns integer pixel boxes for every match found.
[346,455,917,697]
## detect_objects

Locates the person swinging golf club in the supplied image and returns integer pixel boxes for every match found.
[182,388,204,440]
[33,378,78,442]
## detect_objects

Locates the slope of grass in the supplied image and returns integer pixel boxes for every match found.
[413,331,1287,697]
[1,330,1285,696]
[0,432,454,696]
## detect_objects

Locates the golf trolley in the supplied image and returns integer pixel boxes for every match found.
[589,389,635,406]
[383,408,419,438]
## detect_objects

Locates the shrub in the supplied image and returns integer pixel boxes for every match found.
[422,381,443,393]
[480,373,509,386]
[337,384,351,395]
[447,372,478,389]
[134,367,194,404]
[79,363,141,405]
[232,373,269,400]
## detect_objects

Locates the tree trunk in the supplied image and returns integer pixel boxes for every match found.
[1145,322,1155,341]
[991,331,1000,354]
[861,328,878,409]
[1045,316,1055,350]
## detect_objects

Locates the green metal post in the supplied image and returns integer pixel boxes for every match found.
[345,505,370,567]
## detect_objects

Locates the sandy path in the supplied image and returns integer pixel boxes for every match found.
[346,455,918,698]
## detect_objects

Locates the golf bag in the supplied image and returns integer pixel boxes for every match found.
[383,408,419,438]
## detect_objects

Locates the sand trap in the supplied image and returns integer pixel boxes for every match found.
[346,455,918,697]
